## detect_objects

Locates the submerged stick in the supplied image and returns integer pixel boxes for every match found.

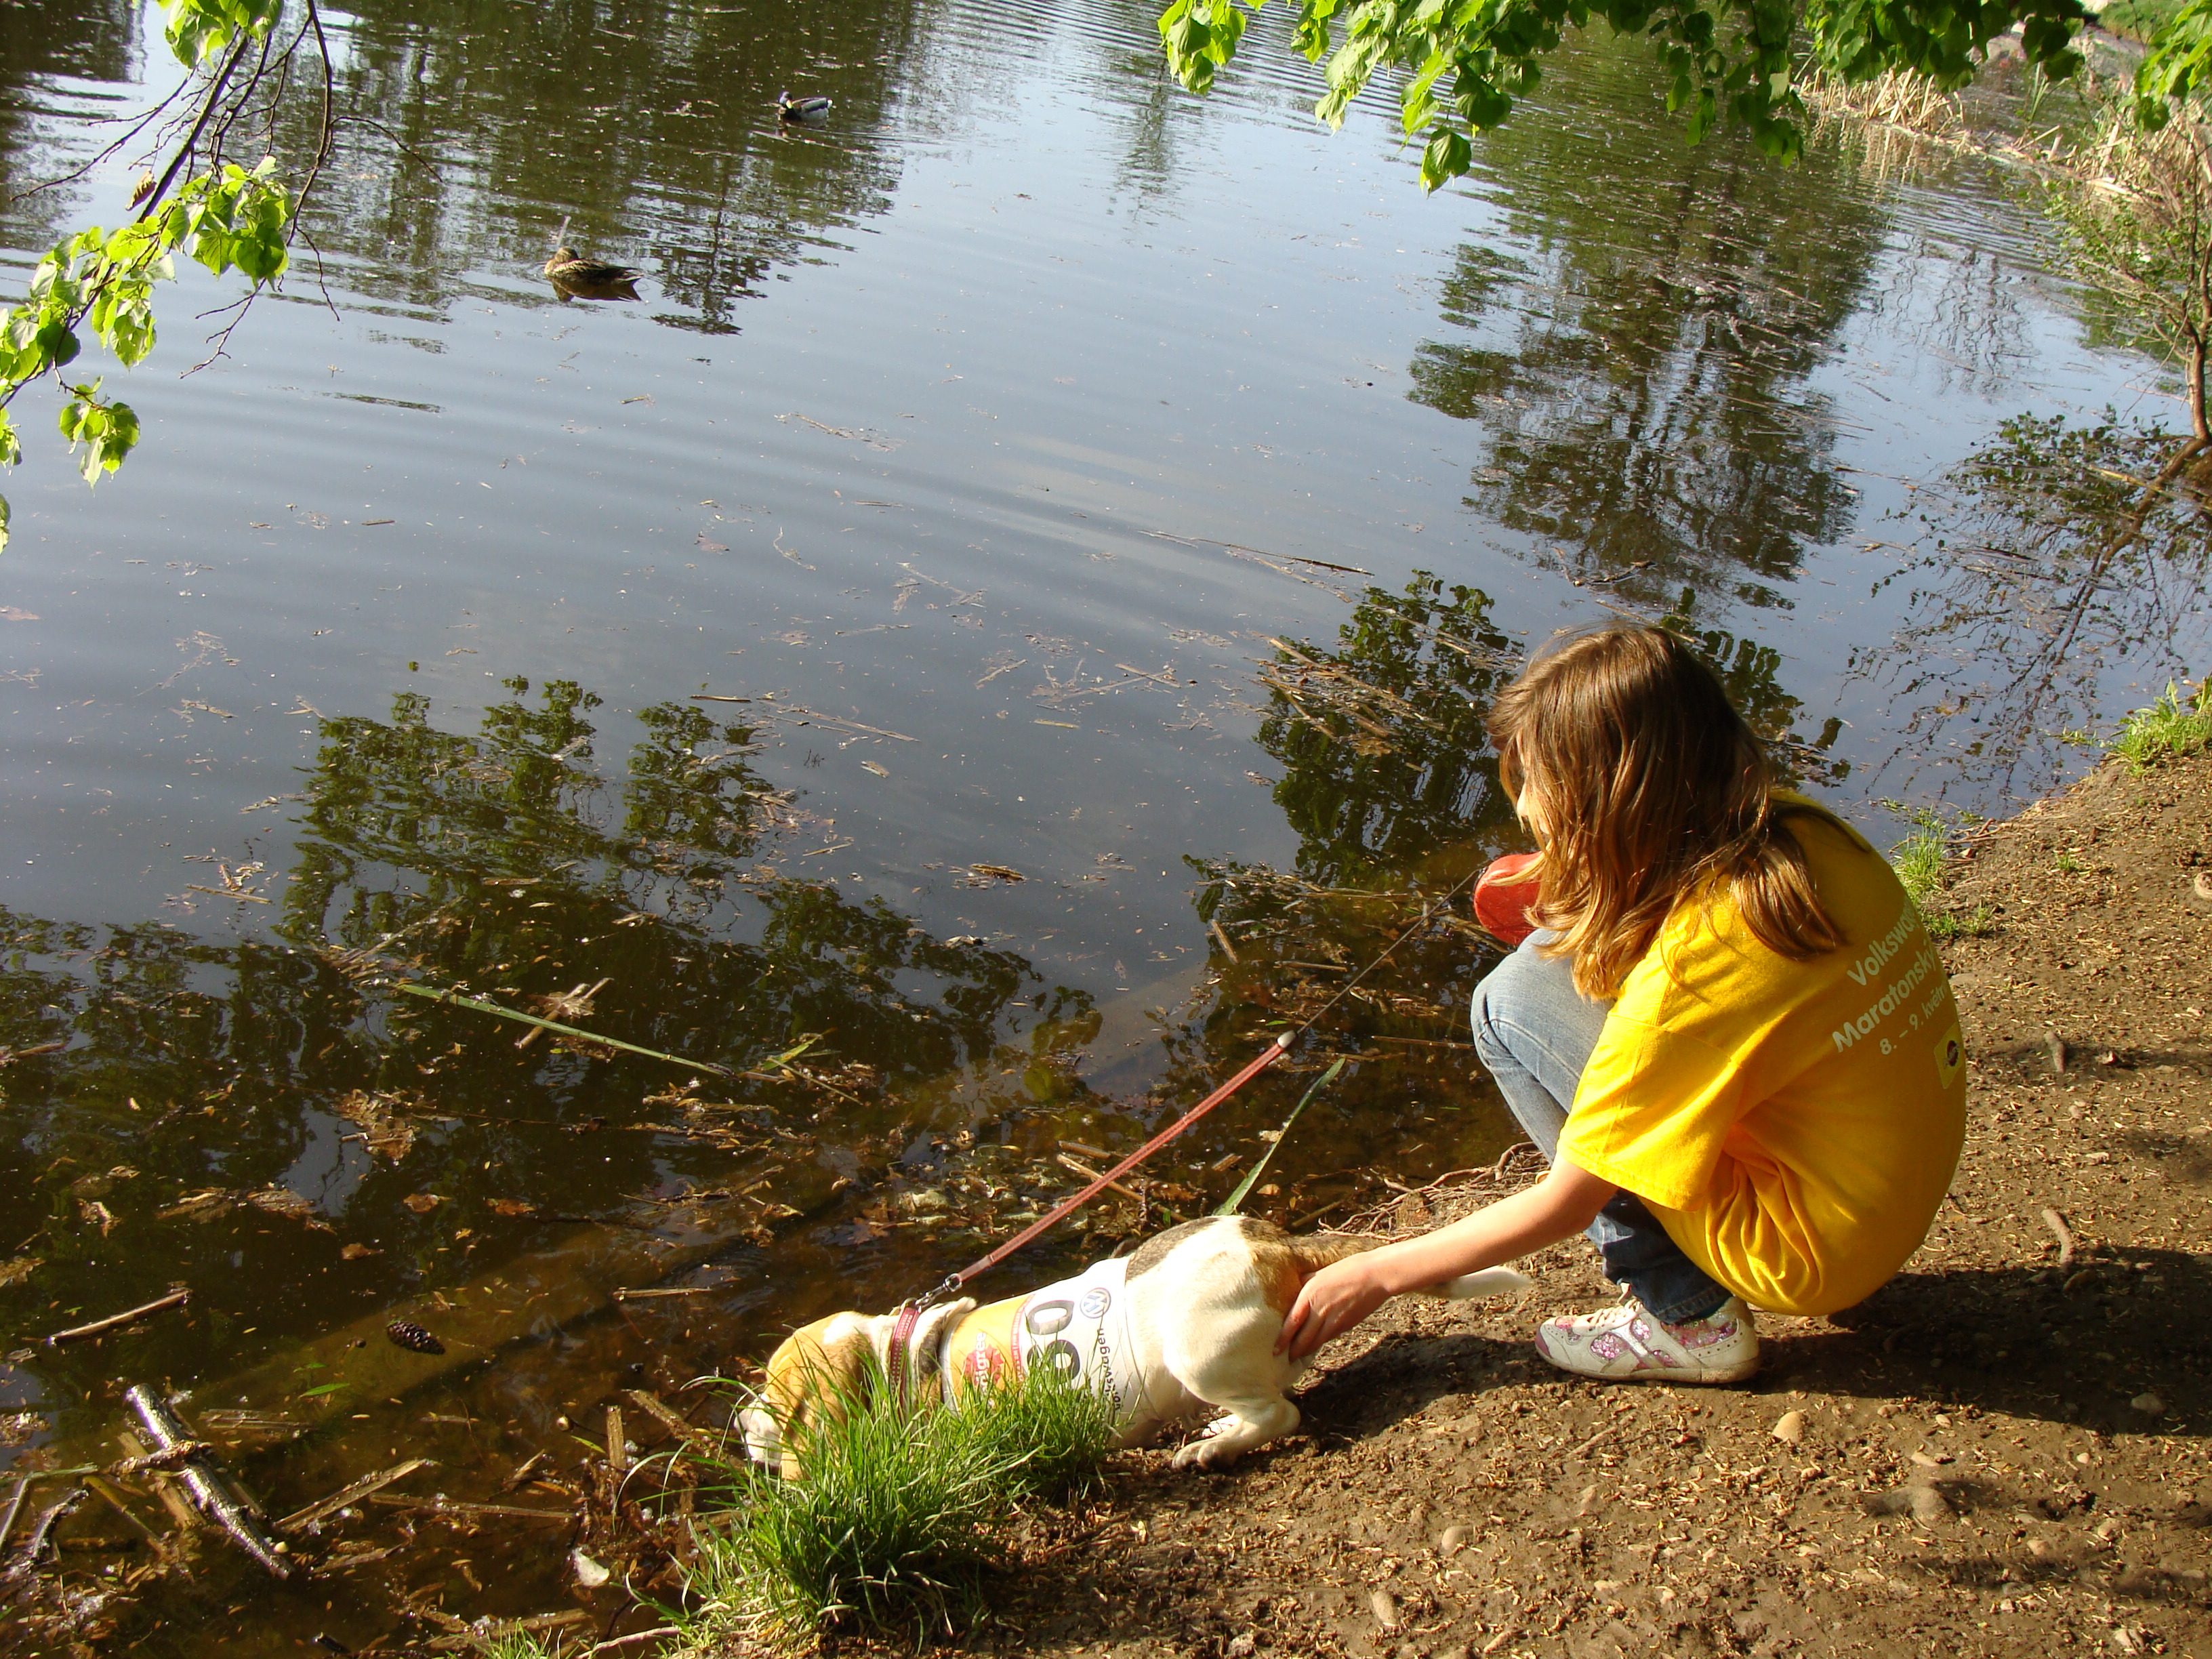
[0,1477,27,1559]
[123,1386,290,1578]
[45,1286,191,1347]
[388,981,733,1076]
[13,1486,87,1570]
[276,1457,436,1534]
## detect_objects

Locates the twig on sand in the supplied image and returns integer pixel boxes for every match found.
[2041,1206,2077,1270]
[588,1629,680,1656]
[45,1286,190,1347]
[1561,1422,1620,1463]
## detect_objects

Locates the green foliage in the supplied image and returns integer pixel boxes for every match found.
[1158,0,2087,189]
[2112,678,2212,768]
[0,3,298,551]
[2137,0,2212,120]
[1925,901,1994,939]
[2041,100,2212,429]
[2102,0,2188,43]
[163,0,285,68]
[691,1357,1114,1643]
[1888,825,1948,915]
[55,382,140,484]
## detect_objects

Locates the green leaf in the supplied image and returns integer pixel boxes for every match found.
[0,493,9,554]
[295,1381,347,1399]
[35,320,79,371]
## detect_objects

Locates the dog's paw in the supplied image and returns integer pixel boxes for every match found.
[1172,1437,1242,1469]
[1171,1414,1248,1469]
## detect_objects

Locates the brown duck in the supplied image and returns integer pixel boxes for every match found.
[544,245,641,285]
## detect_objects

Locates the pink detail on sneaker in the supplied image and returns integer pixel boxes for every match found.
[1675,1316,1738,1350]
[1589,1332,1629,1361]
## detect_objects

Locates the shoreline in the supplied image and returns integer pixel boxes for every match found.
[922,744,2212,1659]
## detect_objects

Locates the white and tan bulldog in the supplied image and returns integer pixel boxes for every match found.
[739,1213,1531,1474]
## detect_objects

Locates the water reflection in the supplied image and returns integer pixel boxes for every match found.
[1853,413,2212,795]
[0,676,1067,1454]
[0,0,139,254]
[265,0,924,327]
[1411,39,1883,614]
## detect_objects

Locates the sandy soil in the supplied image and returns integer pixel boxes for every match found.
[966,750,2212,1659]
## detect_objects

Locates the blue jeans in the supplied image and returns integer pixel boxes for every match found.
[1470,935,1732,1324]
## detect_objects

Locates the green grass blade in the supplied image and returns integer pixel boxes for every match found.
[1217,1057,1344,1216]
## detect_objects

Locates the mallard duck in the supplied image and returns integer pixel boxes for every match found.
[777,89,832,122]
[544,246,641,284]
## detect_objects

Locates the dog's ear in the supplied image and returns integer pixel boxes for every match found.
[757,1313,878,1477]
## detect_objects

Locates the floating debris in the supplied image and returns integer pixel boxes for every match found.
[385,1319,445,1355]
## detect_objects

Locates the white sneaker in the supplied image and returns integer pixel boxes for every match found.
[1534,1292,1759,1384]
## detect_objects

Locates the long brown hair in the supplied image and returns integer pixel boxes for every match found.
[1486,625,1845,1000]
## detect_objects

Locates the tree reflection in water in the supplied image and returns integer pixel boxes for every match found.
[1853,413,2212,798]
[0,676,1092,1452]
[1405,32,1887,617]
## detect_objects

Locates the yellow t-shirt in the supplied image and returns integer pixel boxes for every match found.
[1555,803,1965,1317]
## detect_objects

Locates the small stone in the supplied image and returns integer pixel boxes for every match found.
[2027,1538,2053,1560]
[1435,1647,1471,1659]
[2131,1393,2165,1416]
[1910,1484,1952,1525]
[1437,1523,1471,1556]
[1370,1589,1400,1631]
[1771,1409,1806,1446]
[1910,1450,1952,1467]
[1226,1636,1256,1659]
[897,1187,949,1214]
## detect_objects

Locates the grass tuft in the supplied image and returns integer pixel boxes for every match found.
[1888,816,1996,939]
[1888,826,1948,917]
[684,1355,1116,1649]
[2112,679,2212,771]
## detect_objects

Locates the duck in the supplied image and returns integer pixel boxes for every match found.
[777,89,832,122]
[543,246,642,285]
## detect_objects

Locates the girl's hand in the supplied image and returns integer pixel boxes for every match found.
[1276,1255,1392,1360]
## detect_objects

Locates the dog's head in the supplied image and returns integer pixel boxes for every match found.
[738,1311,879,1478]
[739,1300,985,1477]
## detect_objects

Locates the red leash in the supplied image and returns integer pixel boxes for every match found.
[903,1031,1293,1310]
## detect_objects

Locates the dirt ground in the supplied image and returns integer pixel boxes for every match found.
[963,750,2212,1659]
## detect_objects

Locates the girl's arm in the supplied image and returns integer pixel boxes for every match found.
[1276,1161,1618,1359]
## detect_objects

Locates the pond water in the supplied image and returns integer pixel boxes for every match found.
[0,0,2204,1647]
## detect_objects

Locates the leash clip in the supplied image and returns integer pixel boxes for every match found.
[900,1273,964,1314]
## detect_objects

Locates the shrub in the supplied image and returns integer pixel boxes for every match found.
[2112,679,2212,771]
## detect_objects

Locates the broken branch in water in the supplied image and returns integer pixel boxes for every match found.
[45,1286,191,1346]
[123,1385,291,1578]
[276,1456,436,1534]
[386,981,734,1077]
[11,1485,87,1572]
